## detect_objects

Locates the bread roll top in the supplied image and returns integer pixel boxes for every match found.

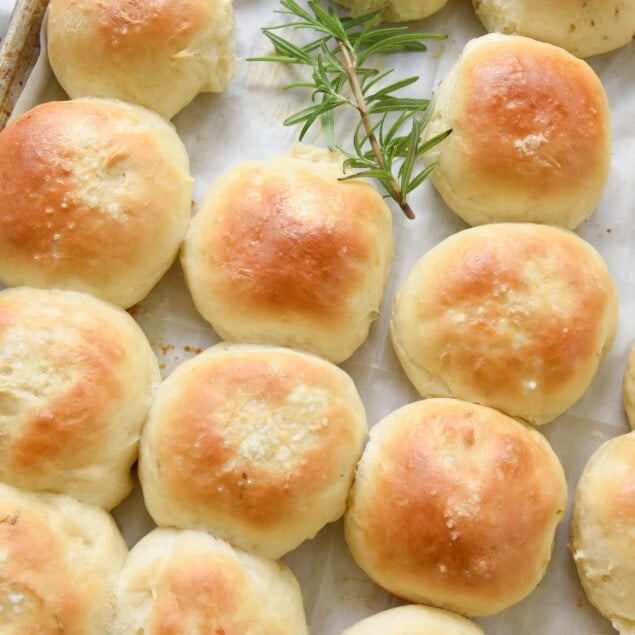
[181,145,394,364]
[391,223,618,425]
[345,398,568,616]
[471,0,635,58]
[112,527,308,635]
[571,431,635,633]
[140,342,368,559]
[423,34,611,228]
[340,604,484,634]
[0,286,161,509]
[0,98,192,308]
[47,0,236,119]
[0,482,128,634]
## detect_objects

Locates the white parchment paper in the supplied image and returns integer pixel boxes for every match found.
[3,0,635,633]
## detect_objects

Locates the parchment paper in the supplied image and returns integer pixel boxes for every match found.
[2,0,635,633]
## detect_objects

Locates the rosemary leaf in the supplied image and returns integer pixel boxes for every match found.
[365,76,421,101]
[416,128,453,157]
[406,162,439,194]
[321,107,337,150]
[248,0,449,219]
[260,30,314,63]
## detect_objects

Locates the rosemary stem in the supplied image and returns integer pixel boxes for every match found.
[337,40,415,220]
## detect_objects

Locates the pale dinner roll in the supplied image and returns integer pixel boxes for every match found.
[391,223,618,425]
[47,0,236,120]
[422,33,611,229]
[331,0,447,22]
[340,604,484,635]
[622,342,635,429]
[0,481,128,634]
[0,98,192,308]
[0,286,161,510]
[139,342,368,559]
[344,398,568,617]
[180,144,394,364]
[471,0,635,58]
[112,527,308,635]
[571,432,635,633]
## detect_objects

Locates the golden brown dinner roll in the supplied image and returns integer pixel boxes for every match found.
[47,0,236,120]
[422,34,611,229]
[112,527,308,635]
[471,0,635,58]
[139,342,368,559]
[180,144,394,364]
[344,398,568,617]
[0,481,128,634]
[622,343,635,429]
[0,98,192,308]
[340,604,484,635]
[571,431,635,633]
[391,223,618,425]
[331,0,447,22]
[0,286,161,510]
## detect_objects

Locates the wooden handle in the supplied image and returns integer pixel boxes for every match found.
[0,0,49,129]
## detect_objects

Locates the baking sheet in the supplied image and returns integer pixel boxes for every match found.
[2,0,635,632]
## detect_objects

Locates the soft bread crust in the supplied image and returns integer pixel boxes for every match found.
[331,0,447,22]
[47,0,236,119]
[0,98,192,308]
[422,34,611,229]
[390,223,618,425]
[180,145,394,364]
[0,287,161,510]
[571,432,635,633]
[112,528,308,635]
[471,0,635,58]
[0,481,128,634]
[139,342,368,559]
[344,398,568,617]
[340,604,484,634]
[622,343,635,429]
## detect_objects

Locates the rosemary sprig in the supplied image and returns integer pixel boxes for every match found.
[249,0,451,219]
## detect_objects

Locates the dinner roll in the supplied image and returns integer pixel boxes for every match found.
[0,286,161,510]
[112,527,308,635]
[344,398,568,617]
[139,342,368,559]
[571,432,635,633]
[622,343,635,429]
[422,34,611,229]
[340,604,484,634]
[331,0,447,22]
[180,144,394,364]
[0,98,192,308]
[471,0,635,58]
[391,223,618,425]
[47,0,236,120]
[0,481,128,634]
